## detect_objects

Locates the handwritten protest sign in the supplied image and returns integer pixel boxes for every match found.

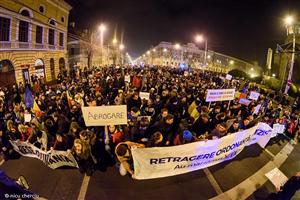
[82,105,127,126]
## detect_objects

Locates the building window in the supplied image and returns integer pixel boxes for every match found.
[59,32,64,46]
[48,29,54,45]
[39,5,45,13]
[36,26,43,44]
[20,10,30,17]
[70,48,75,55]
[19,20,29,42]
[0,17,10,41]
[61,16,65,23]
[49,19,56,26]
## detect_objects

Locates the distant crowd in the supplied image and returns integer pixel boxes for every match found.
[0,65,300,178]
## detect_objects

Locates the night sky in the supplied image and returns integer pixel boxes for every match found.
[66,0,300,65]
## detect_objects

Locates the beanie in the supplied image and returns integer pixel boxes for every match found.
[182,130,193,141]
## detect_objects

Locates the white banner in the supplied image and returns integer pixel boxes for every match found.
[10,140,78,169]
[249,91,260,101]
[206,89,235,102]
[81,105,127,126]
[139,92,150,101]
[132,123,272,180]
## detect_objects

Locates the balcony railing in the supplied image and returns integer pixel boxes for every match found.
[48,45,56,49]
[0,41,62,51]
[0,41,11,48]
[35,43,45,49]
[19,42,30,49]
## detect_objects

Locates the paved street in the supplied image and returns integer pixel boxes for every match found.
[1,135,299,200]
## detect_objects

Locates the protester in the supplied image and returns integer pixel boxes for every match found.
[0,65,298,178]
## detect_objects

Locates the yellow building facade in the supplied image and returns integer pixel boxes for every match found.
[0,0,71,86]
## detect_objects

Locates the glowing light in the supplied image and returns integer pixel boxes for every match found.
[163,48,168,52]
[251,67,254,71]
[229,60,234,65]
[153,49,156,52]
[174,43,180,49]
[119,44,125,50]
[98,24,106,32]
[112,38,118,44]
[147,51,150,55]
[207,55,211,59]
[285,16,294,26]
[195,35,204,43]
[272,73,276,77]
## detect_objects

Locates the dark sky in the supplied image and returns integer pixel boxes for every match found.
[66,0,300,65]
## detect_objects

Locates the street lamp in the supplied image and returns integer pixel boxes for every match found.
[98,23,106,65]
[112,38,118,45]
[174,43,180,49]
[195,34,208,70]
[119,44,125,50]
[284,15,296,94]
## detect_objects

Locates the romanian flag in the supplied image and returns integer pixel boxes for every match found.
[32,100,41,113]
[66,91,72,108]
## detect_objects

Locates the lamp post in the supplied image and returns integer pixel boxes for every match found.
[284,16,296,94]
[195,34,208,73]
[98,24,106,65]
[119,44,125,65]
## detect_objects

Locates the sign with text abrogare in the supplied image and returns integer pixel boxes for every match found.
[10,140,78,169]
[205,89,235,102]
[81,105,127,126]
[132,123,272,180]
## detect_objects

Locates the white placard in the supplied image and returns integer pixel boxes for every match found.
[239,98,251,106]
[273,124,285,134]
[226,74,232,80]
[132,123,273,180]
[81,105,127,126]
[265,168,288,189]
[125,75,130,82]
[249,91,260,101]
[24,114,32,123]
[253,104,262,115]
[206,89,235,102]
[139,92,150,101]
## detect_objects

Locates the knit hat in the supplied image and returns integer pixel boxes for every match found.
[182,130,193,141]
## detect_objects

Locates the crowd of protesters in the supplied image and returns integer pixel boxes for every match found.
[0,65,300,178]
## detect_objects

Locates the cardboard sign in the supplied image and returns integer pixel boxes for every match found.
[206,89,235,102]
[239,98,251,106]
[226,74,232,80]
[139,92,150,101]
[82,105,127,126]
[24,114,32,123]
[265,168,288,189]
[125,75,130,82]
[249,91,260,101]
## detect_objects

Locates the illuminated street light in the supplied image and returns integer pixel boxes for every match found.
[272,73,276,77]
[285,15,294,26]
[98,24,106,32]
[283,15,296,94]
[119,44,125,50]
[251,67,254,71]
[153,49,156,52]
[163,48,167,52]
[174,43,180,49]
[207,55,211,59]
[195,35,204,43]
[112,38,118,45]
[229,60,234,65]
[147,51,150,55]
